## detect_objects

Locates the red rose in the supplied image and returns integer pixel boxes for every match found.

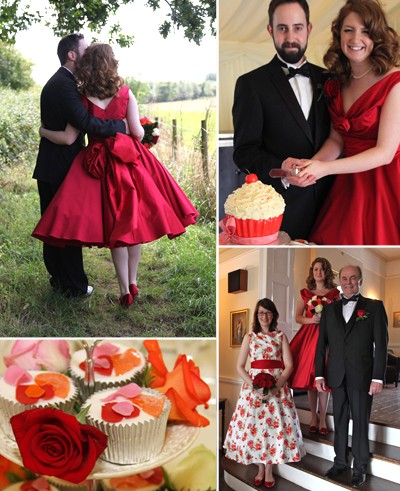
[11,408,108,484]
[324,79,339,99]
[253,373,276,390]
[357,309,366,317]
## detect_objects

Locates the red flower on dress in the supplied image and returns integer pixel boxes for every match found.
[334,117,351,133]
[10,407,107,484]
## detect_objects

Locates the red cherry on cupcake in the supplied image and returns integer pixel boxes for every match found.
[245,173,258,183]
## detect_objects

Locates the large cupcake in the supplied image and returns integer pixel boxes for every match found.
[69,341,146,399]
[224,174,285,242]
[82,383,171,465]
[0,367,77,439]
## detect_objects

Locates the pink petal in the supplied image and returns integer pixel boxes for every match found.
[101,383,142,402]
[4,365,33,386]
[94,357,112,369]
[112,401,135,416]
[94,342,120,356]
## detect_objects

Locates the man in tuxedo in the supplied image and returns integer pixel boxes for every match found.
[232,0,334,240]
[33,33,126,297]
[315,265,388,488]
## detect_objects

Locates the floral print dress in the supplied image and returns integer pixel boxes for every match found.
[224,330,305,465]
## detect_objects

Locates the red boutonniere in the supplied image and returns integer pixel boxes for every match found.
[356,309,369,321]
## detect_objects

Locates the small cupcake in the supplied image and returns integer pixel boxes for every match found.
[224,174,285,241]
[46,478,90,491]
[3,477,59,490]
[82,383,171,464]
[69,341,146,399]
[101,466,164,490]
[0,366,77,439]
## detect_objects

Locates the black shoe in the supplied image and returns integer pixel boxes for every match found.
[352,472,366,488]
[325,466,349,478]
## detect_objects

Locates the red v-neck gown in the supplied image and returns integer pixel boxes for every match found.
[309,72,400,245]
[33,86,199,248]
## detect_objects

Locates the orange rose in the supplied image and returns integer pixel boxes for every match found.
[143,340,211,426]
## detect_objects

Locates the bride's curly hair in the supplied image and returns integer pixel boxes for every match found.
[323,0,400,83]
[75,43,124,98]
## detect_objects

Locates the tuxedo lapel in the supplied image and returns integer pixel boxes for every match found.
[309,66,326,151]
[268,57,313,144]
[333,300,346,331]
[345,296,368,336]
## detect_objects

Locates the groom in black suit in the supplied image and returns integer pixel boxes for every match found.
[315,265,388,488]
[33,33,126,297]
[232,0,334,240]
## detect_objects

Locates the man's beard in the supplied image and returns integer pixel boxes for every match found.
[276,41,307,65]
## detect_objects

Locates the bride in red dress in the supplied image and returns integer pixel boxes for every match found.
[283,0,400,245]
[32,44,198,307]
[290,257,339,434]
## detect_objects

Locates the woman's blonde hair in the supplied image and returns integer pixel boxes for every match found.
[75,43,124,98]
[324,0,400,82]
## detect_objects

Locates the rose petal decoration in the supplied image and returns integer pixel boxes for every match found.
[21,476,51,490]
[11,407,108,484]
[101,383,141,402]
[110,466,164,488]
[94,342,120,357]
[101,402,140,423]
[143,340,211,427]
[4,366,33,386]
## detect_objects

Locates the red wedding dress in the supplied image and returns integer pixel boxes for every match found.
[309,72,400,245]
[32,86,199,248]
[290,288,340,390]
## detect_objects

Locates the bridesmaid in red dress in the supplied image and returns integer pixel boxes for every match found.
[283,0,400,245]
[290,257,340,434]
[33,44,198,307]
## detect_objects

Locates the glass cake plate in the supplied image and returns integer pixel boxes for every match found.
[0,424,199,479]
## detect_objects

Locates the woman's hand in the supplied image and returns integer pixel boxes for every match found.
[312,314,321,324]
[298,160,327,181]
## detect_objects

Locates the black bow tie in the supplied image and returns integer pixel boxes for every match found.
[280,61,311,79]
[342,295,359,305]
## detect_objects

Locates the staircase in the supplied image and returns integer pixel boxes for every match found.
[222,404,400,490]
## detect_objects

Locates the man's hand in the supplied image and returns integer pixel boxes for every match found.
[315,378,327,392]
[368,381,383,395]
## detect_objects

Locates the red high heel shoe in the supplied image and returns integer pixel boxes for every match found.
[253,476,264,487]
[264,479,275,488]
[129,284,139,300]
[119,293,133,308]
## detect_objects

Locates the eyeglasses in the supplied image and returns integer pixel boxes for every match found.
[257,311,273,317]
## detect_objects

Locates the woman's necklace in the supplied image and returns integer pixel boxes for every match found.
[351,66,373,79]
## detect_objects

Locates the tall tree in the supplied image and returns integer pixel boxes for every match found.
[0,0,215,46]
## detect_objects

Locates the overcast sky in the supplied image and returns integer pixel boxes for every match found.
[15,2,216,85]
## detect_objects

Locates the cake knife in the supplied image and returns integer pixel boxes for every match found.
[269,168,300,178]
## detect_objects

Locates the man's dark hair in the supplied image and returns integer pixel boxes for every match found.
[268,0,310,26]
[57,33,84,65]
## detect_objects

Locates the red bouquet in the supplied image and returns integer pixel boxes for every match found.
[253,372,276,396]
[10,407,108,484]
[307,295,328,315]
[140,117,160,149]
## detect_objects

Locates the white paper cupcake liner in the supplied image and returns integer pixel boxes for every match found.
[84,388,171,465]
[70,364,147,401]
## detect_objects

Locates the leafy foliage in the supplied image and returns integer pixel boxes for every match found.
[0,42,34,90]
[0,87,40,170]
[0,0,215,47]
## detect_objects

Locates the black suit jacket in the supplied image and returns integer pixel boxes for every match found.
[232,55,334,239]
[315,295,388,391]
[33,67,126,187]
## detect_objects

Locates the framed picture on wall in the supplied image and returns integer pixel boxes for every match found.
[393,311,400,327]
[230,309,249,347]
